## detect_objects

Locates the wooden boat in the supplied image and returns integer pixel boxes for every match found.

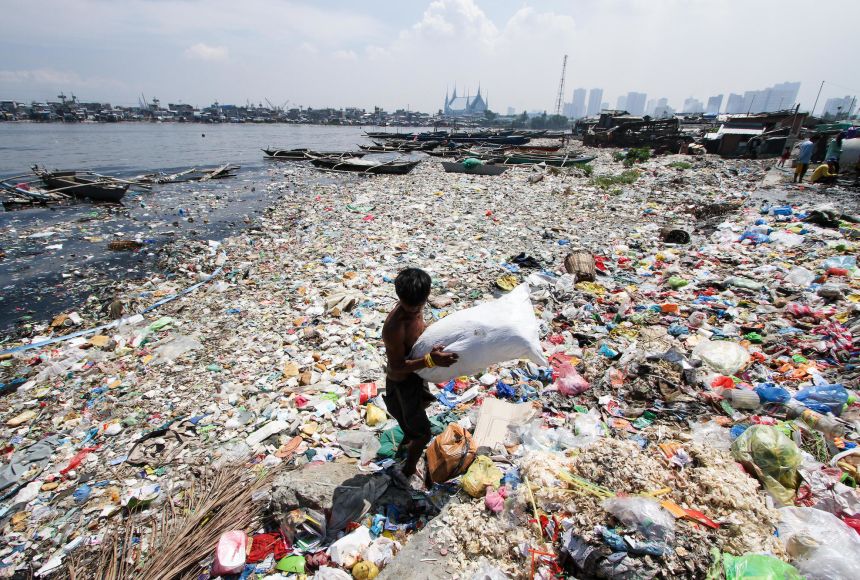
[504,144,563,153]
[33,167,128,202]
[310,157,420,175]
[501,155,595,167]
[1,179,69,209]
[446,135,530,146]
[262,148,366,160]
[441,161,507,176]
[134,164,240,184]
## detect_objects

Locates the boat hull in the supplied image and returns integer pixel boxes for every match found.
[39,172,128,202]
[441,162,507,176]
[310,158,420,175]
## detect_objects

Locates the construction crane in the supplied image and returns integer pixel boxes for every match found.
[554,54,568,116]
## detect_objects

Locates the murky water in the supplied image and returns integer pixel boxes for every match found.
[0,123,421,337]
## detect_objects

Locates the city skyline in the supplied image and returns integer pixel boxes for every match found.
[1,0,857,113]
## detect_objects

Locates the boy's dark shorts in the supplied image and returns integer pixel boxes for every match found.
[383,373,434,441]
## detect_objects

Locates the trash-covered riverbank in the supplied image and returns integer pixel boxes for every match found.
[3,148,860,579]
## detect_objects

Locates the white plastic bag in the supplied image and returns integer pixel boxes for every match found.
[327,525,372,567]
[693,340,750,375]
[362,537,401,567]
[411,284,547,383]
[314,567,353,580]
[777,506,860,580]
[470,557,510,580]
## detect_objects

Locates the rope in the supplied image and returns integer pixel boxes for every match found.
[0,265,225,356]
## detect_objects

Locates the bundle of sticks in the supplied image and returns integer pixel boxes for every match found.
[71,462,282,580]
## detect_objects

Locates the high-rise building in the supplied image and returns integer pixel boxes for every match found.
[822,95,855,118]
[653,103,674,118]
[682,97,704,113]
[625,91,647,116]
[706,94,724,115]
[571,88,587,119]
[586,88,603,116]
[725,93,744,114]
[734,82,801,114]
[764,82,800,112]
[507,106,516,116]
[616,95,628,111]
[645,99,656,116]
[741,90,764,114]
[600,101,609,112]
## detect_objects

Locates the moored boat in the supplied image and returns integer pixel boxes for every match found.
[501,154,595,167]
[441,161,507,176]
[33,166,128,202]
[262,148,366,160]
[310,157,420,175]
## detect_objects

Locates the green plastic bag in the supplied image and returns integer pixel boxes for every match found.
[723,553,801,579]
[462,157,484,169]
[377,426,404,459]
[731,425,801,505]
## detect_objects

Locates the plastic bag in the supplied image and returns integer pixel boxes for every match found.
[602,497,675,545]
[693,340,751,375]
[362,537,401,567]
[337,430,377,458]
[470,557,510,580]
[778,506,860,580]
[212,530,247,576]
[739,230,770,244]
[689,420,731,450]
[517,420,569,452]
[314,566,352,580]
[821,255,856,271]
[569,409,604,448]
[731,425,801,505]
[462,157,484,168]
[722,553,802,580]
[152,334,202,364]
[377,426,404,459]
[794,384,848,416]
[411,284,547,383]
[462,455,503,498]
[426,423,476,483]
[327,526,372,567]
[755,383,791,404]
[785,266,815,287]
[770,231,804,247]
[365,403,386,426]
[555,363,590,396]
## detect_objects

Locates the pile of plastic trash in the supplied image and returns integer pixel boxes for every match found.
[2,147,860,579]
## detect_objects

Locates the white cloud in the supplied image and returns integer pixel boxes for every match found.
[0,68,83,85]
[299,42,319,55]
[184,42,228,62]
[333,49,358,61]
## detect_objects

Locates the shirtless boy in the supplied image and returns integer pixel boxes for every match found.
[382,268,458,487]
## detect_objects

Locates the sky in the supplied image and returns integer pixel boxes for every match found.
[1,0,858,114]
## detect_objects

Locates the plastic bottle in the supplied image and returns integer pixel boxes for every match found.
[718,388,761,410]
[786,400,846,437]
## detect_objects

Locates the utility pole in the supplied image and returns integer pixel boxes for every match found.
[811,80,824,116]
[554,54,568,117]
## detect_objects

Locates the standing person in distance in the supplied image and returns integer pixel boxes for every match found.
[793,135,816,183]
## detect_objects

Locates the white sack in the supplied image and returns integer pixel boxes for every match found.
[410,284,547,383]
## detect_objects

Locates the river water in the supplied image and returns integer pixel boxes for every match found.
[0,123,420,338]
